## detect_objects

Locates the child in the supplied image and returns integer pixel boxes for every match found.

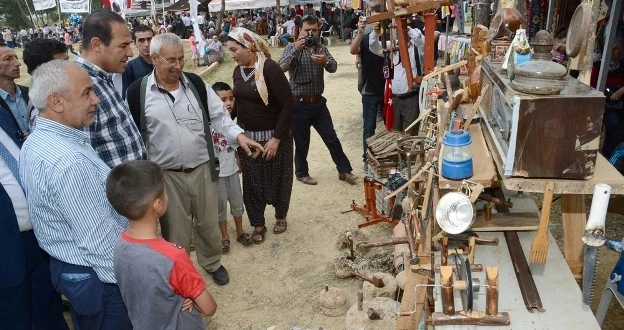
[212,82,251,251]
[189,33,200,67]
[107,160,217,329]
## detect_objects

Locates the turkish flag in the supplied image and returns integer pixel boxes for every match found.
[383,79,394,130]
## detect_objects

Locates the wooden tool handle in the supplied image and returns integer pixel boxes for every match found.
[537,182,555,235]
[351,272,373,283]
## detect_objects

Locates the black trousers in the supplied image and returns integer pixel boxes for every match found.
[292,97,353,177]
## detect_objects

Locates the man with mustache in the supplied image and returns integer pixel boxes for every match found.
[20,60,132,329]
[76,10,146,168]
[121,24,154,98]
[126,33,263,285]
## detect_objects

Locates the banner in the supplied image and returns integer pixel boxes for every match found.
[60,0,90,13]
[189,0,205,57]
[32,0,56,11]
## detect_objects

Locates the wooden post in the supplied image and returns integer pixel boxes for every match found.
[562,194,587,277]
[396,17,415,89]
[468,236,476,265]
[440,266,455,315]
[441,236,448,266]
[358,291,363,311]
[486,266,499,316]
[397,272,429,329]
[423,12,437,75]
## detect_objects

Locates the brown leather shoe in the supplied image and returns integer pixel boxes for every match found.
[297,176,318,185]
[338,172,358,184]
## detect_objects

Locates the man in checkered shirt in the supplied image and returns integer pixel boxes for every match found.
[76,10,145,167]
[278,15,357,186]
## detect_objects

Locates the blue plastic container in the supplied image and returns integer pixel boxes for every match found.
[441,130,473,180]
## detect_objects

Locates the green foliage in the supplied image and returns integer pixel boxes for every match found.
[0,0,31,27]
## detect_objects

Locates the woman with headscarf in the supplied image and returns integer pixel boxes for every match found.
[225,27,294,244]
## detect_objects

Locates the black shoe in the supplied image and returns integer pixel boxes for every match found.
[209,265,230,285]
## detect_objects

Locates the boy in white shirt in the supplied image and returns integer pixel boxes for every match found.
[212,82,251,251]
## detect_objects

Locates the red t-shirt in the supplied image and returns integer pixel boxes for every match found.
[119,232,205,299]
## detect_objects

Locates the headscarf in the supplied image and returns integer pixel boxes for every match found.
[228,27,271,106]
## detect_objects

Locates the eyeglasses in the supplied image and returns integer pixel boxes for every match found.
[159,55,186,66]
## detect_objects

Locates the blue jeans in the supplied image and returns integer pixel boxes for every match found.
[362,94,382,161]
[603,108,624,158]
[279,33,291,45]
[292,98,353,177]
[49,258,132,330]
[0,231,68,330]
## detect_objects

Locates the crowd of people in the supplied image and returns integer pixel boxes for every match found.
[0,4,371,329]
[2,22,82,50]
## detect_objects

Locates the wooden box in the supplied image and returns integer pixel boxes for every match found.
[490,40,511,62]
[478,60,605,179]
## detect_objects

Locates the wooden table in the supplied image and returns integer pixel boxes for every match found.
[497,153,624,275]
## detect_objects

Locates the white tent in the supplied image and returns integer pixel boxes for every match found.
[208,0,277,11]
[207,0,339,12]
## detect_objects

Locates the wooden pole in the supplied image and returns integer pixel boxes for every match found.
[468,236,476,265]
[486,266,499,316]
[357,237,410,249]
[440,266,455,315]
[431,312,510,325]
[441,236,448,266]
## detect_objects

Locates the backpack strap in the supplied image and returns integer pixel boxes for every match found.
[414,44,422,77]
[125,76,149,160]
[183,72,220,182]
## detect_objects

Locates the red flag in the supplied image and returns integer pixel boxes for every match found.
[383,78,394,130]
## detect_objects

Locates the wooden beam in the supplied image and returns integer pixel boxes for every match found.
[562,194,587,277]
[366,2,440,23]
[396,271,429,329]
[396,17,415,89]
[470,212,540,231]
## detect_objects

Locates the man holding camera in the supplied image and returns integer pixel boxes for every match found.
[278,15,357,186]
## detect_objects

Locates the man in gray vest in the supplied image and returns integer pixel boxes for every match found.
[125,33,263,285]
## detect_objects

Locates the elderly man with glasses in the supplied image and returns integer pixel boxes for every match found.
[125,33,263,286]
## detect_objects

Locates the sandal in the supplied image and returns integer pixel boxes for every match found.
[236,233,253,246]
[251,226,267,244]
[222,239,230,252]
[273,220,288,234]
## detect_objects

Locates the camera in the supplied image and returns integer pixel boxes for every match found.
[305,31,317,47]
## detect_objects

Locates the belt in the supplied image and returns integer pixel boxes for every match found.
[293,95,322,103]
[166,165,200,173]
[394,90,419,99]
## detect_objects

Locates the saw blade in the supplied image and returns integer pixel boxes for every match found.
[582,245,601,305]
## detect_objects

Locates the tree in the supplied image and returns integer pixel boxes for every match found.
[216,0,225,35]
[0,0,32,27]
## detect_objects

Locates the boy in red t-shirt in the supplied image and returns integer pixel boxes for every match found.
[107,160,217,329]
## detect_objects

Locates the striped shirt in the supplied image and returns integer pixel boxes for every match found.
[19,118,127,283]
[75,56,146,168]
[278,43,337,97]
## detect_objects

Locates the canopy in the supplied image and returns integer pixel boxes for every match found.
[166,0,211,11]
[207,0,339,11]
[208,0,276,11]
